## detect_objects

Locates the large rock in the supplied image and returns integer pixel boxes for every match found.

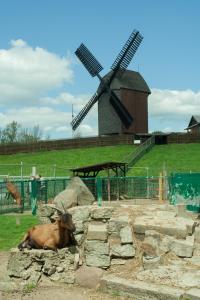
[75,265,103,288]
[134,214,195,239]
[54,177,95,211]
[85,241,110,269]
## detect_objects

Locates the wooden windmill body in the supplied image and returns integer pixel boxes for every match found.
[71,30,151,135]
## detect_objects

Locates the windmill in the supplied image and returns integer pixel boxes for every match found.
[71,30,150,135]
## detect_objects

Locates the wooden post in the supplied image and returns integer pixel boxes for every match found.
[158,172,164,203]
[107,169,111,203]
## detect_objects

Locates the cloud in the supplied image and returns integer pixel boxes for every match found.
[0,39,74,106]
[149,89,200,132]
[0,105,98,139]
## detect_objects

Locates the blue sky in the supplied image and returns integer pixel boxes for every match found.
[0,0,199,138]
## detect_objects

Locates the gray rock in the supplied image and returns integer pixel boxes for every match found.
[75,234,84,246]
[194,226,200,243]
[54,188,78,211]
[54,177,94,211]
[171,236,194,258]
[91,207,114,220]
[120,226,133,244]
[87,224,108,241]
[85,253,110,269]
[183,288,200,299]
[134,215,195,239]
[69,206,90,223]
[111,244,135,258]
[85,240,110,255]
[75,265,103,288]
[0,281,18,292]
[74,221,84,234]
[143,255,161,270]
[111,259,126,265]
[108,215,131,237]
[37,203,56,218]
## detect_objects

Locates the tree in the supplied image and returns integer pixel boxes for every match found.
[0,122,43,144]
[1,121,20,143]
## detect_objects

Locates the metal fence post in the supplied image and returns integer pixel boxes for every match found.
[96,177,102,207]
[31,179,37,215]
[20,180,24,213]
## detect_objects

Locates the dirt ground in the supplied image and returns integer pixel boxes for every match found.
[0,252,129,300]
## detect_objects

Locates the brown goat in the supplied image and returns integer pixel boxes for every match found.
[5,179,22,206]
[18,212,76,251]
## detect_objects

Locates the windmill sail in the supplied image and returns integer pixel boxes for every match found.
[71,91,102,131]
[111,30,143,73]
[109,91,133,128]
[75,43,103,77]
[72,29,143,131]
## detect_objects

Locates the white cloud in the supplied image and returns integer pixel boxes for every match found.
[0,39,74,106]
[149,89,200,132]
[0,105,98,139]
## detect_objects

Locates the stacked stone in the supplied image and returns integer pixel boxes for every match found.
[83,207,135,268]
[8,247,78,285]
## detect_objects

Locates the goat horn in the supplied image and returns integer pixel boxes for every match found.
[60,201,67,213]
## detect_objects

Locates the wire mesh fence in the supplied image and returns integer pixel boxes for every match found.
[1,172,200,215]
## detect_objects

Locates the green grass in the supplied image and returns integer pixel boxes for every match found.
[0,215,39,251]
[128,144,200,176]
[0,145,135,177]
[0,143,200,178]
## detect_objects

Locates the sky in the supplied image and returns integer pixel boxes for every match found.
[0,0,199,139]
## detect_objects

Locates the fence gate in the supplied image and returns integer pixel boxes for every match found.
[169,173,200,212]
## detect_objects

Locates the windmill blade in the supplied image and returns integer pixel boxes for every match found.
[111,30,143,73]
[109,91,133,128]
[75,43,103,77]
[71,91,103,131]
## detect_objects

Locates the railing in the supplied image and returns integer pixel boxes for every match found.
[122,135,155,174]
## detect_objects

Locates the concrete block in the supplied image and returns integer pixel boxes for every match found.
[183,288,200,299]
[134,215,195,239]
[120,226,133,244]
[87,224,108,241]
[100,275,184,300]
[172,237,194,258]
[194,226,200,242]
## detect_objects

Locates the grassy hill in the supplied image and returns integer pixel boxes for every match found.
[0,145,135,177]
[0,143,199,178]
[128,143,200,177]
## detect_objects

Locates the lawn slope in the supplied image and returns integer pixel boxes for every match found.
[128,143,200,176]
[0,145,135,177]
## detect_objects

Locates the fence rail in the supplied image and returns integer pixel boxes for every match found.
[1,172,200,215]
[0,134,134,155]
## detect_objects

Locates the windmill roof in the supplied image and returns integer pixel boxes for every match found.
[185,115,200,130]
[102,69,151,94]
[193,115,200,122]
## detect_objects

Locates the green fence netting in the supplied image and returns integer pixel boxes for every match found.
[169,173,200,212]
[0,176,159,214]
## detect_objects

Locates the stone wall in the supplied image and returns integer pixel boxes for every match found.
[7,203,200,290]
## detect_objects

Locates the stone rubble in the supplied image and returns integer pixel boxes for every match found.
[6,203,200,299]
